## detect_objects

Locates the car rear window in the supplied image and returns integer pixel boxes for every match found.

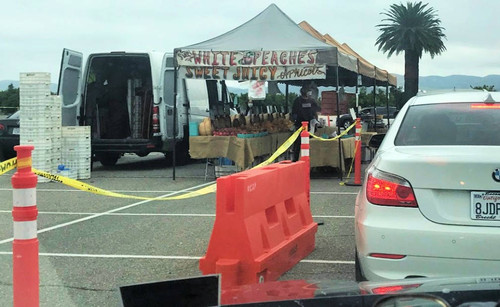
[7,111,19,119]
[395,103,500,146]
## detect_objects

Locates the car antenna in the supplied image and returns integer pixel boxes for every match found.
[484,93,496,103]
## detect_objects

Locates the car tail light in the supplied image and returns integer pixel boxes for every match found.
[152,106,159,134]
[0,123,4,130]
[366,168,418,207]
[369,253,406,259]
[371,283,422,295]
[470,103,500,109]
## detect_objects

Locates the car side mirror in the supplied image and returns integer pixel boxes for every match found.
[368,133,385,149]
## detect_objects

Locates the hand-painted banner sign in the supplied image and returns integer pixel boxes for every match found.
[176,50,327,81]
[178,65,326,81]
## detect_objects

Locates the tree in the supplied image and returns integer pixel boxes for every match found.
[0,83,20,114]
[471,85,495,92]
[233,93,298,114]
[376,1,446,104]
[348,87,404,110]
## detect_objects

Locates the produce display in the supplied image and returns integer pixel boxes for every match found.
[198,113,294,137]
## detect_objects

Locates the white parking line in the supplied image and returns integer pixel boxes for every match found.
[0,210,215,217]
[311,192,359,195]
[0,251,354,264]
[301,259,355,264]
[0,181,215,246]
[0,188,179,193]
[0,188,357,195]
[0,210,354,218]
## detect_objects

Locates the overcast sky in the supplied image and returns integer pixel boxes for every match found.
[2,0,499,83]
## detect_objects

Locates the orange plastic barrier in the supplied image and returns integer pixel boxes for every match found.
[221,279,317,305]
[199,160,318,288]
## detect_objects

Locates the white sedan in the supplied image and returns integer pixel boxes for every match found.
[355,91,500,281]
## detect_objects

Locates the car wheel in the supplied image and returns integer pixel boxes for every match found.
[343,120,352,130]
[99,153,120,166]
[355,249,367,282]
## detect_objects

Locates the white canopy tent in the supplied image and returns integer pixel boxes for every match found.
[171,4,367,179]
[174,4,358,84]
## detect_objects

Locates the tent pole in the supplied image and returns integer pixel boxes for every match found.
[373,68,377,134]
[285,83,289,114]
[386,81,390,129]
[336,66,343,180]
[356,73,359,111]
[172,58,178,181]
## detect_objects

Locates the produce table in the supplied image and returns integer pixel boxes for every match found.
[189,132,291,169]
[361,132,378,146]
[190,132,356,172]
[309,137,355,171]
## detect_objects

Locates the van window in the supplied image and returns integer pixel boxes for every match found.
[61,68,80,106]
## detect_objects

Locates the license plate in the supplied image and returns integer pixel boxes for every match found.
[12,127,19,135]
[471,191,500,220]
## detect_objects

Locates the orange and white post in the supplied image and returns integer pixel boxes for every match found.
[354,118,362,185]
[11,145,39,307]
[300,121,311,205]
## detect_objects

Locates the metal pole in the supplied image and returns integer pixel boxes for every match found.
[373,68,377,134]
[172,58,178,181]
[386,82,390,129]
[285,83,289,114]
[344,118,362,187]
[356,73,359,114]
[336,66,343,180]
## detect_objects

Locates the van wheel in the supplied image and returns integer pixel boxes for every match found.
[355,249,367,282]
[343,120,352,129]
[99,153,120,166]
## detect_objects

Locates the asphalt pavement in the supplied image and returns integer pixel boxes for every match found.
[0,153,363,306]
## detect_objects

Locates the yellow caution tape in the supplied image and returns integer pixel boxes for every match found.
[33,168,216,201]
[0,127,303,201]
[339,139,359,186]
[254,127,304,168]
[0,158,17,176]
[309,121,356,141]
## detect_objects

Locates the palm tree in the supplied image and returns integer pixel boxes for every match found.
[376,1,446,103]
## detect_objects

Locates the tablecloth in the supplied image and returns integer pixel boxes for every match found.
[189,132,291,169]
[309,137,355,170]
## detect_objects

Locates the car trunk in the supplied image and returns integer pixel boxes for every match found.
[376,146,500,227]
[83,54,153,142]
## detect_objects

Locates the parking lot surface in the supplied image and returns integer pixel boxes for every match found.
[0,153,361,306]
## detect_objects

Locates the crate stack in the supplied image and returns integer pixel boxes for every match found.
[19,73,54,182]
[61,126,91,179]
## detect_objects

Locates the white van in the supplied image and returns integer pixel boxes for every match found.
[58,48,219,166]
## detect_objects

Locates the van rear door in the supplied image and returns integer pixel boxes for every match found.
[162,55,187,140]
[58,48,83,126]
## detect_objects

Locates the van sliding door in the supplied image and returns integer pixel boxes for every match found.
[163,58,175,139]
[58,48,83,126]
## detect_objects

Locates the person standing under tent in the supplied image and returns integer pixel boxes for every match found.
[291,85,320,162]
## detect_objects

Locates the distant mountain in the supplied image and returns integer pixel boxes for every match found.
[2,74,499,94]
[395,74,500,91]
[0,80,58,93]
[227,75,500,95]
